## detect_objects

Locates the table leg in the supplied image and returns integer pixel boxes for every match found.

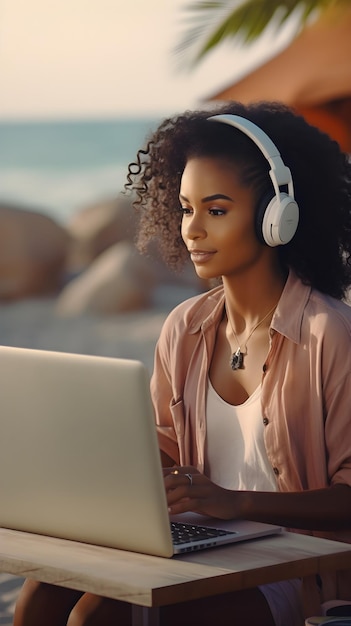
[132,605,160,626]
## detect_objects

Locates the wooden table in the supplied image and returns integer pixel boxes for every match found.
[1,527,351,625]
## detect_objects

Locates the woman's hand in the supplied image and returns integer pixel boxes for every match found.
[163,466,242,519]
[164,470,351,530]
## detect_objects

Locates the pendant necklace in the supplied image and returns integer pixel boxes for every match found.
[227,302,278,371]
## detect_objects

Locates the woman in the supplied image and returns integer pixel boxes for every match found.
[14,101,351,626]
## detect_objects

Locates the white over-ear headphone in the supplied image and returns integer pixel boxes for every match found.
[208,114,299,246]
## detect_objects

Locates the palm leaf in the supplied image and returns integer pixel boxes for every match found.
[174,0,335,69]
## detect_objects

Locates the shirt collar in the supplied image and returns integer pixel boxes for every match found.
[187,271,311,345]
[187,285,225,334]
[271,271,311,344]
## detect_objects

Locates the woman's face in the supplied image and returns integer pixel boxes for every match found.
[180,156,267,281]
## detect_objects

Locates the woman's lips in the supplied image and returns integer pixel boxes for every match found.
[189,250,216,264]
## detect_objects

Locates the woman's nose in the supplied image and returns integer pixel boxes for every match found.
[182,214,206,240]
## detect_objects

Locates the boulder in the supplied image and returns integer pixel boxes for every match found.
[55,241,156,316]
[0,204,70,300]
[65,195,136,274]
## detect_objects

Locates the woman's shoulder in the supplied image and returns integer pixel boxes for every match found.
[303,290,351,367]
[308,288,351,332]
[286,272,351,333]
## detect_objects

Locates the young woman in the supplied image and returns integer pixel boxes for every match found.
[14,101,351,626]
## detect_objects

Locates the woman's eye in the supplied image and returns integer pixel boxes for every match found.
[209,207,226,216]
[180,206,192,215]
[179,205,226,216]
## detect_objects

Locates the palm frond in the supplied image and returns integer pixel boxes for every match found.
[174,0,334,70]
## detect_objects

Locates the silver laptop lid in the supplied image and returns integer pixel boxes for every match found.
[0,346,174,557]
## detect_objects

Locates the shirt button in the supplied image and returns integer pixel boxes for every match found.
[263,417,269,426]
[273,467,280,476]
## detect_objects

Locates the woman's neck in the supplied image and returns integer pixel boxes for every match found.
[222,266,287,331]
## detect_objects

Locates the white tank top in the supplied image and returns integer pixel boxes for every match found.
[204,379,277,492]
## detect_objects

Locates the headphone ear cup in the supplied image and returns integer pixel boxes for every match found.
[255,193,274,245]
[261,193,299,247]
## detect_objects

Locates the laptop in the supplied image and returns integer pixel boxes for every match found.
[0,346,282,557]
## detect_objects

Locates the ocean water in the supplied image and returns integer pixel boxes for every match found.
[0,117,161,224]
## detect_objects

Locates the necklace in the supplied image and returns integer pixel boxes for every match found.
[227,302,278,371]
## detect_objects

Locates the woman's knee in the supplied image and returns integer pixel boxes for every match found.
[14,579,83,626]
[67,594,131,626]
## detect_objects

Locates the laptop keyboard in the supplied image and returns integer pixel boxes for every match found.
[171,521,237,545]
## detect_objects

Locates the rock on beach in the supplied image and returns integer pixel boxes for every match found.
[0,203,70,300]
[0,195,205,315]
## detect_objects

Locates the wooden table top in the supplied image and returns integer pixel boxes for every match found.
[1,527,351,608]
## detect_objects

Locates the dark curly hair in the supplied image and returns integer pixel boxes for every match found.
[125,101,351,299]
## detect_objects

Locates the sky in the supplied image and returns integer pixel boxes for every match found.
[0,0,296,120]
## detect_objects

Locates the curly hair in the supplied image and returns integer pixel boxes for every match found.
[125,101,351,300]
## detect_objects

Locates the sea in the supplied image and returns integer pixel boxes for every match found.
[0,117,162,225]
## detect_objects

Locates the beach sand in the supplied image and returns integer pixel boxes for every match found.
[0,283,199,624]
[0,575,24,625]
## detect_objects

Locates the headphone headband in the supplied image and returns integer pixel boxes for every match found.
[207,114,294,197]
[207,114,299,246]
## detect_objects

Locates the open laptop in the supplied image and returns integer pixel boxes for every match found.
[0,346,282,557]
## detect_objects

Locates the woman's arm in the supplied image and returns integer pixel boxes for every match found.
[241,483,351,531]
[165,470,351,531]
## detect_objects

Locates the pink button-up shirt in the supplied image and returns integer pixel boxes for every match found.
[151,271,351,604]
